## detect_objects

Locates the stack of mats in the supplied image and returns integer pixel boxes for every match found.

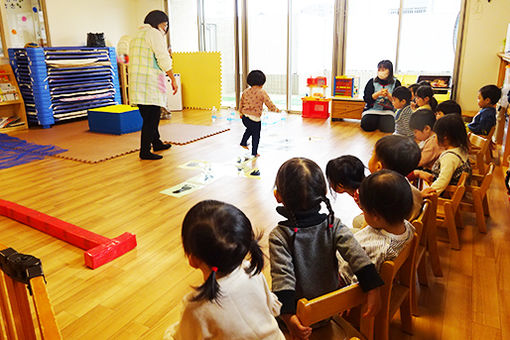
[8,47,121,128]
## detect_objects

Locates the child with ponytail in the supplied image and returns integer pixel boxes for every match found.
[168,200,284,340]
[415,85,438,112]
[270,158,384,339]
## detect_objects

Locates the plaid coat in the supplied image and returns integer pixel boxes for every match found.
[128,24,172,107]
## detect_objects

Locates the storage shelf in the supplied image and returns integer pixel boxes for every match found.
[0,64,28,131]
[0,100,22,106]
[0,124,27,133]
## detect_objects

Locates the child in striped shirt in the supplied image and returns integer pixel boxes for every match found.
[337,170,415,285]
[392,86,414,138]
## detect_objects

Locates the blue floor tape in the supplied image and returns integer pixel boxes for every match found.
[0,133,67,169]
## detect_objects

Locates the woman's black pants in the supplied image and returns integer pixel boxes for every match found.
[138,104,162,154]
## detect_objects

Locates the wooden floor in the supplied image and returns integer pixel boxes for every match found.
[1,110,509,339]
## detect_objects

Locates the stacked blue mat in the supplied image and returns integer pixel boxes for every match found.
[8,47,121,128]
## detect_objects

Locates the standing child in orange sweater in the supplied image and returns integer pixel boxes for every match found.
[239,70,280,157]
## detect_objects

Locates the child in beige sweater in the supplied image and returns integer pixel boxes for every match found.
[239,70,280,157]
[409,109,443,169]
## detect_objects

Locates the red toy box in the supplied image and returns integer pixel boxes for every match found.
[302,98,330,118]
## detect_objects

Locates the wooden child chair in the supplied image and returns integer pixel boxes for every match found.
[460,163,494,233]
[292,283,375,340]
[435,172,468,250]
[468,126,495,175]
[374,233,419,340]
[410,196,442,315]
[0,246,61,340]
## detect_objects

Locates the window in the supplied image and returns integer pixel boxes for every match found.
[344,0,400,94]
[290,0,335,111]
[247,0,287,108]
[397,0,461,75]
[168,0,199,52]
[203,0,236,107]
[167,0,463,110]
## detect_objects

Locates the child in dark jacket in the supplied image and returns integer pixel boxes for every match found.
[270,157,383,339]
[468,85,501,136]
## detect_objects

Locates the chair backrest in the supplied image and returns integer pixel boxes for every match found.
[478,163,495,196]
[375,233,418,340]
[296,283,374,340]
[469,126,495,150]
[0,246,61,340]
[411,199,431,247]
[450,172,468,212]
[469,127,494,173]
[378,233,418,305]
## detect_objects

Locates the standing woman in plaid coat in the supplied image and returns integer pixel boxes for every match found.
[129,10,178,160]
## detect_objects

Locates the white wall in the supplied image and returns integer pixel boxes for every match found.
[457,0,510,112]
[133,0,166,27]
[45,0,136,47]
[44,0,165,48]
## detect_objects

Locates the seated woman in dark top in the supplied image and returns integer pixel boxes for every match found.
[361,60,401,133]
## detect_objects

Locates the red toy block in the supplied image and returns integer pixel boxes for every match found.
[84,233,137,269]
[0,199,137,269]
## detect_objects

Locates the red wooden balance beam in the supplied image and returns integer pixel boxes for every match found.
[0,199,136,269]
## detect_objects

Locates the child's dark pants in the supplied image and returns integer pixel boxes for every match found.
[240,115,261,156]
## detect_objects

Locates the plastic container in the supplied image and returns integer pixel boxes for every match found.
[88,104,142,134]
[302,99,330,118]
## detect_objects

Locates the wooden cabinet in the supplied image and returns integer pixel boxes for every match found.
[0,64,28,133]
[331,97,365,121]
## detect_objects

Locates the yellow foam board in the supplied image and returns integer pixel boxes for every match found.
[172,52,222,110]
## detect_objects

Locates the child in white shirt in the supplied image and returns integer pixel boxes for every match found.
[167,200,284,340]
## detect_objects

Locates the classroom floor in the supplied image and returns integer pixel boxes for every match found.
[0,109,509,339]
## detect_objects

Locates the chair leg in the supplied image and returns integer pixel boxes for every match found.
[482,195,490,216]
[446,205,460,250]
[417,257,429,286]
[412,283,419,317]
[455,209,463,229]
[400,295,413,335]
[374,308,390,340]
[428,223,443,277]
[473,190,487,233]
[412,256,428,316]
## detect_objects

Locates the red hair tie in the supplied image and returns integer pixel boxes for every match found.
[211,266,218,272]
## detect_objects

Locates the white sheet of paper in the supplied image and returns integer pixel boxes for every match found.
[160,182,204,198]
